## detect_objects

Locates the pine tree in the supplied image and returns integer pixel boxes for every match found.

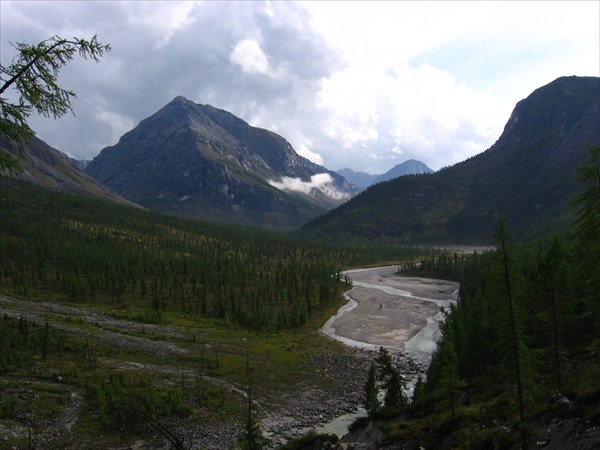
[375,347,405,408]
[364,362,380,415]
[493,219,527,448]
[384,368,405,408]
[536,237,569,391]
[436,341,466,419]
[239,367,269,450]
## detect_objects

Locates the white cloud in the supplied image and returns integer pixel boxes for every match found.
[313,61,511,171]
[295,141,323,165]
[264,1,275,19]
[230,39,271,75]
[128,1,197,49]
[269,173,350,201]
[94,109,135,145]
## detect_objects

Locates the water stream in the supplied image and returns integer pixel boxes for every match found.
[317,266,458,437]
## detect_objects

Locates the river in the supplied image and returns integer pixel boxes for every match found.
[317,266,459,436]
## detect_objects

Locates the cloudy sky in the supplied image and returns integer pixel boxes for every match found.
[1,1,598,173]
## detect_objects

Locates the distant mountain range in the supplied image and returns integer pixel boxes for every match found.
[337,159,433,189]
[302,76,600,243]
[85,97,359,229]
[3,76,598,241]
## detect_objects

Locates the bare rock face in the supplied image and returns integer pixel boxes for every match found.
[86,97,358,229]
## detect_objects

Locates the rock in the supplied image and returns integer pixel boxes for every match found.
[491,425,511,450]
[551,394,575,418]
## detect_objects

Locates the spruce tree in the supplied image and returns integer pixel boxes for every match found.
[384,368,405,408]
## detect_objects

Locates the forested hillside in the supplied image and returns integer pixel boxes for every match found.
[345,146,600,449]
[0,176,422,331]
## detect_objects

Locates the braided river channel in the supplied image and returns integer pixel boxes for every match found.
[317,266,459,438]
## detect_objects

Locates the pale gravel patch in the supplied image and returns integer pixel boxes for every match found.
[322,266,458,354]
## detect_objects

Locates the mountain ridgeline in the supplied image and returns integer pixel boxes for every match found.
[85,97,358,229]
[303,76,600,243]
[337,159,433,189]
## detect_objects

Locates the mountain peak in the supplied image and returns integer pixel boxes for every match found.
[86,99,357,229]
[171,95,189,103]
[337,159,433,189]
[165,95,198,110]
[373,160,433,184]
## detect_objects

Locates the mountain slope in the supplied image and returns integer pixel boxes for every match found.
[302,76,600,243]
[86,97,357,229]
[0,134,132,204]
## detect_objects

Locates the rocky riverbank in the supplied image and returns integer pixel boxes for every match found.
[260,349,425,448]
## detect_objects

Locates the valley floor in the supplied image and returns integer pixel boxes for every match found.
[0,269,459,449]
[0,294,372,449]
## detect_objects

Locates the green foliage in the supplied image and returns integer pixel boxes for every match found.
[434,340,466,419]
[400,250,469,281]
[364,347,406,417]
[0,315,68,373]
[572,145,600,339]
[573,146,600,248]
[87,372,192,426]
[415,229,599,446]
[0,35,110,173]
[394,149,600,447]
[364,362,380,415]
[383,368,404,409]
[239,396,269,449]
[239,367,270,450]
